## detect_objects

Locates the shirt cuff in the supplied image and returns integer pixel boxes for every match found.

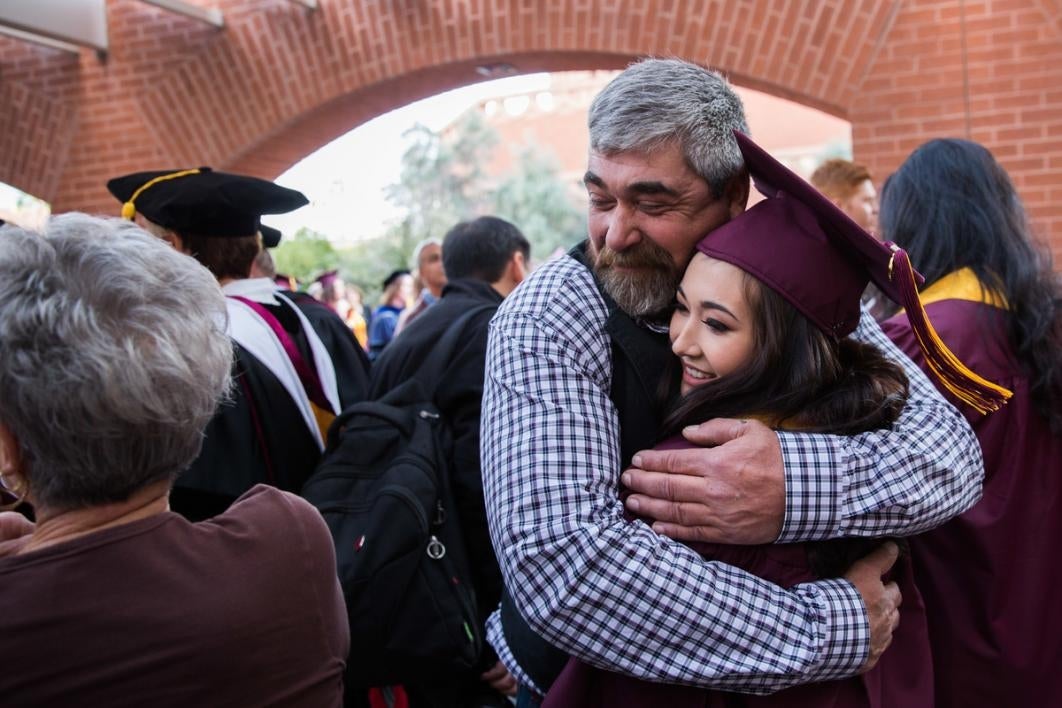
[776,431,843,543]
[485,607,543,696]
[792,578,870,681]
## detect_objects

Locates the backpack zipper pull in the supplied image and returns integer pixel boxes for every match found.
[426,535,446,559]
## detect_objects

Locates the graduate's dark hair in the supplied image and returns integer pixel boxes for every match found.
[179,232,261,281]
[880,138,1062,432]
[660,269,909,438]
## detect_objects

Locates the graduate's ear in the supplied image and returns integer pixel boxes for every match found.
[163,231,186,253]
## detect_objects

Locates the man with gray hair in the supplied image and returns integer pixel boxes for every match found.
[395,237,447,335]
[481,58,982,701]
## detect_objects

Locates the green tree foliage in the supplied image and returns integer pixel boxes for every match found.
[272,227,338,283]
[381,110,585,271]
[383,113,497,252]
[282,106,586,296]
[489,144,585,264]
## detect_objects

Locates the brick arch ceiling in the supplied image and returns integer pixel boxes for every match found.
[1,0,1060,253]
[0,0,893,212]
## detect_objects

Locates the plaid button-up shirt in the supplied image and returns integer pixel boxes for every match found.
[482,253,982,694]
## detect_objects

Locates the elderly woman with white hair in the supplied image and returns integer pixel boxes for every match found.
[0,214,349,706]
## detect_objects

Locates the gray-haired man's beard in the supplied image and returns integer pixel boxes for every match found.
[592,240,682,319]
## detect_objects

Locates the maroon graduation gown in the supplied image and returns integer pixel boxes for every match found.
[543,439,933,708]
[883,299,1062,708]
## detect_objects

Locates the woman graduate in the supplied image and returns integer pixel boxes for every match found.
[880,139,1062,708]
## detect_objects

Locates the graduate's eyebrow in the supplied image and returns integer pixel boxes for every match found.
[700,299,739,320]
[583,171,681,198]
[678,285,739,320]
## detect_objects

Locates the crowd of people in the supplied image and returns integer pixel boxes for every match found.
[0,57,1059,708]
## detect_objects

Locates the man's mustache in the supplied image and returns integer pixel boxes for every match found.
[595,243,674,270]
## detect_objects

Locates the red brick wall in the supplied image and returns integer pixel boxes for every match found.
[1,0,1059,258]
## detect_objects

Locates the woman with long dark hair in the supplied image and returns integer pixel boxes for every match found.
[880,138,1062,708]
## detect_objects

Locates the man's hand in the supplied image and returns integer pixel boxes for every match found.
[844,542,902,673]
[480,660,518,697]
[621,418,785,544]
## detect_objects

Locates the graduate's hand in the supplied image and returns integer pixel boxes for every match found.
[480,660,518,697]
[844,542,902,673]
[622,418,785,544]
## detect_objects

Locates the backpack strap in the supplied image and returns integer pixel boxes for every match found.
[410,303,497,391]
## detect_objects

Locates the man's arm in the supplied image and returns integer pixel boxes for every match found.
[483,281,883,691]
[623,308,984,544]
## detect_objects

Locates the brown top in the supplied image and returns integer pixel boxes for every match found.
[0,485,349,707]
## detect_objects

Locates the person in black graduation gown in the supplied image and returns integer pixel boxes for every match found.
[256,225,372,409]
[107,168,370,520]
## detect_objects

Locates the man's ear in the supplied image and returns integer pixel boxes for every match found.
[163,231,186,253]
[509,251,528,285]
[725,170,751,219]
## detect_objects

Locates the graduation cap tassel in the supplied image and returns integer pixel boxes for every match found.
[888,245,1012,414]
[119,168,203,222]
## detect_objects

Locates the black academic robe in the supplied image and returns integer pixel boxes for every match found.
[170,343,323,521]
[171,290,370,522]
[283,290,372,409]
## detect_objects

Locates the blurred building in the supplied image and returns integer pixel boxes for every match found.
[464,70,853,200]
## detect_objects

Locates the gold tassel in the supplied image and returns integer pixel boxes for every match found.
[889,246,1012,414]
[121,168,203,221]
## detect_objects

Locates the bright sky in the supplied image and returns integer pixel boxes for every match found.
[266,73,553,245]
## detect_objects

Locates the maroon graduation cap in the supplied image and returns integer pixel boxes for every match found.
[695,131,1010,414]
[314,269,340,288]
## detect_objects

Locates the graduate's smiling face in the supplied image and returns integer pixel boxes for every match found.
[584,144,745,318]
[670,253,757,395]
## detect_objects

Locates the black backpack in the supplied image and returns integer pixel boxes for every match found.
[301,306,493,689]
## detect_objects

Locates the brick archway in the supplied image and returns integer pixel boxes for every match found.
[2,0,1059,252]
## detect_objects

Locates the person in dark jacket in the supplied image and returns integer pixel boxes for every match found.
[369,216,530,708]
